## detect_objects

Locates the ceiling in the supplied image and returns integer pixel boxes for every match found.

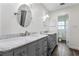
[42,3,78,12]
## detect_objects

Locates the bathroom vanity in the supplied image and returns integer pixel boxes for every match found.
[47,33,57,55]
[0,33,57,56]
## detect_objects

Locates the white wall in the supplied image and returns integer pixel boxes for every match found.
[50,4,79,49]
[27,4,48,33]
[0,3,26,35]
[47,14,57,33]
[0,4,1,36]
[0,3,47,36]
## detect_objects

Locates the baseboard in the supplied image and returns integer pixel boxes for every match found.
[70,48,79,56]
[70,48,79,52]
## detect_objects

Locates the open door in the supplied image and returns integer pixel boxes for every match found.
[57,14,69,42]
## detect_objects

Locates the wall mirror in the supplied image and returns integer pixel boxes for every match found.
[16,4,32,27]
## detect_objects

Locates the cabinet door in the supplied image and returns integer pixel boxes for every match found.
[41,37,47,56]
[27,42,37,56]
[47,34,57,55]
[35,40,43,56]
[35,46,40,56]
[27,39,47,56]
[42,46,47,56]
[47,36,52,45]
[14,45,27,56]
[27,37,47,56]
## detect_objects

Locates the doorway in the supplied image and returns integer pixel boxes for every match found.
[57,14,69,43]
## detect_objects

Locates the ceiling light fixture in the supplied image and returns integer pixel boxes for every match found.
[60,3,65,5]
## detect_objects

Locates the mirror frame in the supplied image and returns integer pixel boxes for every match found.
[16,4,32,27]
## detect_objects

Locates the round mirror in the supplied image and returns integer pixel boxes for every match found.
[17,4,32,27]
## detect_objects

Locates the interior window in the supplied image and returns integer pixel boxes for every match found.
[58,21,65,29]
[58,21,65,26]
[58,26,64,29]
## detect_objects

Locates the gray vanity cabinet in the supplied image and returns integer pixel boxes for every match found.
[14,45,27,56]
[27,37,47,56]
[36,37,47,56]
[47,34,57,56]
[27,42,38,56]
[35,40,42,56]
[41,37,47,56]
[13,37,48,56]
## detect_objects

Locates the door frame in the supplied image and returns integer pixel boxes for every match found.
[57,14,69,43]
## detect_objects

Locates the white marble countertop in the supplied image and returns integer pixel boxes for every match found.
[0,34,47,52]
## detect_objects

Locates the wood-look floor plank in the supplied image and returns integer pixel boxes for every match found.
[52,42,74,56]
